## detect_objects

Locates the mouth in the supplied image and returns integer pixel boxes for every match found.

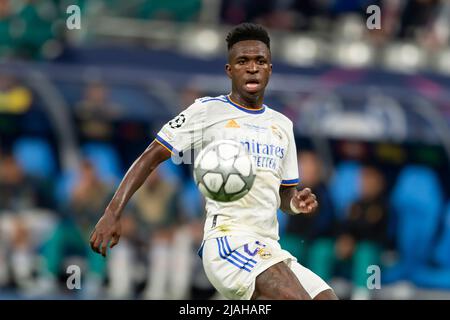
[244,80,261,92]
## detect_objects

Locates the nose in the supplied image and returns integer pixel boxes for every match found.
[247,61,258,73]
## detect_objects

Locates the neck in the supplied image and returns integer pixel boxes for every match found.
[229,91,264,109]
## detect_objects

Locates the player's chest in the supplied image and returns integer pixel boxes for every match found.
[203,116,289,173]
[204,116,287,147]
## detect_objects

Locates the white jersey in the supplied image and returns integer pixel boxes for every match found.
[156,95,299,242]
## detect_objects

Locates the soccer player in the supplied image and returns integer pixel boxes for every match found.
[90,23,337,300]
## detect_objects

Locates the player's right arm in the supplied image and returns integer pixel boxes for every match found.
[90,99,207,257]
[89,141,171,257]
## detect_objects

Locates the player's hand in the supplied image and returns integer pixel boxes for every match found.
[89,211,121,257]
[291,188,318,214]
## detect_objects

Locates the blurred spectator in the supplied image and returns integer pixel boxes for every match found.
[0,75,33,145]
[371,0,447,49]
[15,0,58,59]
[74,81,122,143]
[220,0,275,26]
[105,161,212,300]
[0,0,62,59]
[398,0,440,40]
[139,0,202,22]
[39,159,113,297]
[220,0,380,31]
[135,168,195,300]
[189,218,217,299]
[0,153,46,211]
[280,151,337,282]
[257,0,330,31]
[0,0,17,58]
[367,0,402,46]
[0,153,56,292]
[0,154,37,291]
[134,168,178,230]
[106,166,178,299]
[70,159,114,230]
[334,165,389,299]
[418,0,450,50]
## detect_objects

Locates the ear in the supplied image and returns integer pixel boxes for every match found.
[225,64,232,79]
[269,63,273,76]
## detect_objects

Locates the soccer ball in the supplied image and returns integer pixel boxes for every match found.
[194,140,256,202]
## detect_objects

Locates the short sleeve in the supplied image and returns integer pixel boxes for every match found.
[280,122,299,187]
[155,102,206,155]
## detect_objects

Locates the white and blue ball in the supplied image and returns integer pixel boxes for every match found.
[194,140,256,202]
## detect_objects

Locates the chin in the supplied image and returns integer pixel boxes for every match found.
[244,91,259,97]
[242,89,263,98]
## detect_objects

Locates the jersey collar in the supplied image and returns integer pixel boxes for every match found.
[226,95,266,115]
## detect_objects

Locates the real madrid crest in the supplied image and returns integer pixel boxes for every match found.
[257,248,272,259]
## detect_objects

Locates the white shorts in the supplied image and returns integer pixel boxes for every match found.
[199,235,332,300]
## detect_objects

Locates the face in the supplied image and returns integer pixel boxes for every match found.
[361,167,385,199]
[226,40,272,100]
[0,156,23,184]
[80,160,97,183]
[85,83,107,104]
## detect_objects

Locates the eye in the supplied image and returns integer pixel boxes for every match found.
[257,59,266,65]
[237,60,245,65]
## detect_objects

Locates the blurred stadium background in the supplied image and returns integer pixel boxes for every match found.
[1,0,450,300]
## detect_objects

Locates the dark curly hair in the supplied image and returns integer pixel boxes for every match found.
[226,23,270,51]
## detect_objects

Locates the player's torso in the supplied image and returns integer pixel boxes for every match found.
[199,95,290,179]
[198,95,290,240]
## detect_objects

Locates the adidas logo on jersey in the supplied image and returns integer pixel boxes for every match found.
[225,119,240,128]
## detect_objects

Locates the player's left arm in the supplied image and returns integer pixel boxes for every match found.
[279,186,318,215]
[278,118,318,215]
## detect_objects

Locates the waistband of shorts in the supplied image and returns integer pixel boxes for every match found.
[203,228,279,242]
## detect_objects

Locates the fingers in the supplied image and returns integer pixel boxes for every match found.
[110,234,120,249]
[297,188,312,201]
[90,230,119,257]
[298,199,317,211]
[89,231,98,253]
[295,188,318,213]
[306,198,318,212]
[89,229,96,241]
[101,235,111,257]
[302,196,317,210]
[92,234,103,254]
